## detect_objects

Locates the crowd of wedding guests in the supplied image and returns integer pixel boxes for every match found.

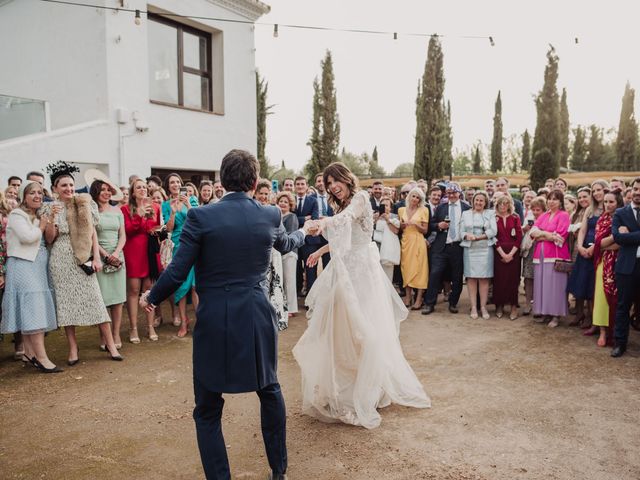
[1,165,639,374]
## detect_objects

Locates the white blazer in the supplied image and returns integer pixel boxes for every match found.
[6,208,42,261]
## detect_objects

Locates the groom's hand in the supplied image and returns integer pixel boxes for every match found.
[303,220,319,236]
[139,290,156,313]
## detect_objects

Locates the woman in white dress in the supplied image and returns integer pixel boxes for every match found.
[294,163,430,429]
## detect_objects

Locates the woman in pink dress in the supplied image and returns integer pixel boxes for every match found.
[530,189,571,328]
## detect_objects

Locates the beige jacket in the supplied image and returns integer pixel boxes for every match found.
[6,208,42,261]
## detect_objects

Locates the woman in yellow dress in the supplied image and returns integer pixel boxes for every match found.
[399,187,429,309]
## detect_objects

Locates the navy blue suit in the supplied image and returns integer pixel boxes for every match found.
[295,194,320,293]
[424,201,470,308]
[612,204,640,348]
[148,191,305,479]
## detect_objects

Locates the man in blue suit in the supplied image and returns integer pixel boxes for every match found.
[422,183,470,315]
[294,176,320,295]
[611,177,640,358]
[141,150,317,479]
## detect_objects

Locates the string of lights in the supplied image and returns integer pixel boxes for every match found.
[39,0,501,45]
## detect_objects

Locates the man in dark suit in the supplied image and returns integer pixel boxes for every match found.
[294,176,320,294]
[313,173,333,268]
[370,180,384,214]
[422,183,470,315]
[142,150,316,479]
[611,177,640,357]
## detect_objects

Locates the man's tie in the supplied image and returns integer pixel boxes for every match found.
[298,197,304,212]
[449,203,457,241]
[634,207,640,225]
[320,196,327,216]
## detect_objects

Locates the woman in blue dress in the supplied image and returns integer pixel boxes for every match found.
[567,180,607,330]
[1,181,60,372]
[162,173,199,337]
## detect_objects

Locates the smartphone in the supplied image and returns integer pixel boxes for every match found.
[179,186,188,197]
[528,219,534,226]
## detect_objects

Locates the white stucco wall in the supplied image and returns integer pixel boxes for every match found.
[0,0,262,186]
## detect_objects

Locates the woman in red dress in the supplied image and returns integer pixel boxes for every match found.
[493,195,523,320]
[121,179,160,343]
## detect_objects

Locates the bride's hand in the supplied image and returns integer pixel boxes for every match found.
[307,251,321,268]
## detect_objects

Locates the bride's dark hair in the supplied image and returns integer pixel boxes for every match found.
[323,162,359,213]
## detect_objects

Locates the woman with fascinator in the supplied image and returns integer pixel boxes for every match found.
[43,161,123,365]
[292,162,430,429]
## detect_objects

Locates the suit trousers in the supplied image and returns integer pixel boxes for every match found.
[193,378,287,479]
[424,242,464,307]
[614,259,640,347]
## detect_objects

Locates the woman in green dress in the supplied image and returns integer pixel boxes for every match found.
[161,173,199,337]
[90,179,127,349]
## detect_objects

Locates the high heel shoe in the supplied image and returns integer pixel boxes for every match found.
[129,328,141,344]
[30,357,64,373]
[105,347,124,361]
[172,315,182,327]
[481,308,490,320]
[177,319,190,338]
[67,347,79,366]
[470,311,478,319]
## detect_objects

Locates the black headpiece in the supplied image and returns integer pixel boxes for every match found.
[46,160,80,186]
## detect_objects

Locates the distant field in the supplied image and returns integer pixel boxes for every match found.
[361,171,640,188]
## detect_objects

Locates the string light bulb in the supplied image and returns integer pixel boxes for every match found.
[393,32,397,40]
[134,9,141,25]
[574,37,579,44]
[489,36,495,47]
[273,24,279,38]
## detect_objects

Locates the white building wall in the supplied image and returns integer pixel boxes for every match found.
[0,0,263,187]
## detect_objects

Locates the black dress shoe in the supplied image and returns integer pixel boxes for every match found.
[448,305,459,314]
[267,473,288,480]
[611,345,627,358]
[421,305,435,315]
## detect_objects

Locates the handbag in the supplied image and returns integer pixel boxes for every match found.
[553,259,573,274]
[159,237,174,269]
[79,257,95,276]
[102,253,123,274]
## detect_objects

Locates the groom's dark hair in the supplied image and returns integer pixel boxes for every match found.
[220,149,260,192]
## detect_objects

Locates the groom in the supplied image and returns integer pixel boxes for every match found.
[141,150,316,479]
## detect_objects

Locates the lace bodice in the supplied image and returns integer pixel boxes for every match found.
[324,190,374,255]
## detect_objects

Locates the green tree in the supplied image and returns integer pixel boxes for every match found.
[490,91,503,172]
[615,82,639,170]
[472,145,482,174]
[338,150,369,177]
[369,145,386,177]
[530,48,561,189]
[393,162,414,177]
[571,126,586,171]
[256,71,273,177]
[304,51,340,180]
[414,35,450,184]
[521,129,531,171]
[585,125,605,171]
[452,152,471,175]
[271,160,296,184]
[559,88,570,169]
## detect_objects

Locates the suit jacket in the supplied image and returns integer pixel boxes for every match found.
[296,194,321,247]
[370,196,383,215]
[428,201,471,253]
[612,204,640,275]
[148,192,305,393]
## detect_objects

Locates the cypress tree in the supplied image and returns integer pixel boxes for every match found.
[369,146,385,177]
[615,82,639,171]
[304,51,340,180]
[559,88,570,169]
[490,91,503,172]
[521,130,531,171]
[571,126,586,171]
[414,35,448,184]
[530,48,561,189]
[586,125,605,171]
[256,71,272,177]
[472,145,482,174]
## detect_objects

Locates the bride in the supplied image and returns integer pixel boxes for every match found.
[292,163,430,429]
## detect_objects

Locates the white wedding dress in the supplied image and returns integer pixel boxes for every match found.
[292,190,430,429]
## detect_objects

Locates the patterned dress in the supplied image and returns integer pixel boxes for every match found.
[267,248,288,330]
[43,200,111,327]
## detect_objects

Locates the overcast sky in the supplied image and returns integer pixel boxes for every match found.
[254,0,640,174]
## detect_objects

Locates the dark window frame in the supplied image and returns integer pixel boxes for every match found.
[148,13,213,112]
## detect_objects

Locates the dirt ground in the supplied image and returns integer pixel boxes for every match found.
[1,297,640,480]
